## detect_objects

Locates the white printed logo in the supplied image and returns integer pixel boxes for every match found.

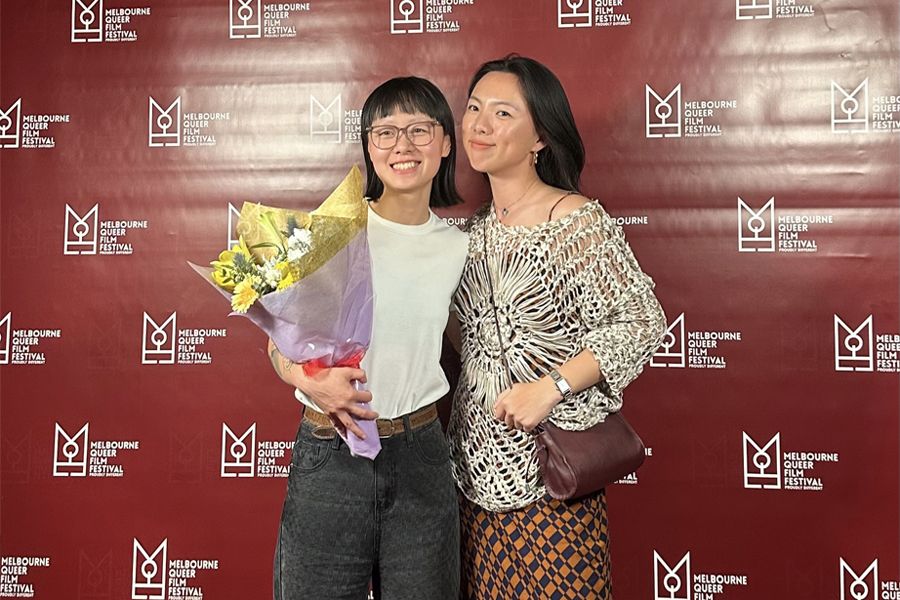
[737,197,775,252]
[142,312,177,365]
[132,539,167,600]
[832,80,869,134]
[735,0,772,19]
[72,0,104,42]
[309,94,342,143]
[0,312,10,365]
[645,84,682,138]
[840,558,878,600]
[148,96,182,147]
[651,313,685,368]
[228,203,241,247]
[64,204,99,255]
[558,0,591,27]
[834,314,873,372]
[654,551,691,600]
[0,98,22,148]
[391,0,423,34]
[54,423,90,477]
[229,0,261,38]
[221,423,257,477]
[742,432,781,489]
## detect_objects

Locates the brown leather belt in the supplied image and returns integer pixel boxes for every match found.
[303,403,438,440]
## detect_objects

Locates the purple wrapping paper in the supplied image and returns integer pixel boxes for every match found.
[191,230,380,459]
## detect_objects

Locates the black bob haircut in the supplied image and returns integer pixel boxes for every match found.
[467,55,585,193]
[360,77,463,207]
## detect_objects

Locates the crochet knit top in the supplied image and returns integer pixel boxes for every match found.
[449,201,666,511]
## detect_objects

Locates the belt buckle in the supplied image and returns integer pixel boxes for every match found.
[378,419,396,439]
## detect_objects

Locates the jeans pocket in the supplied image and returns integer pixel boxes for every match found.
[291,434,332,474]
[413,421,450,466]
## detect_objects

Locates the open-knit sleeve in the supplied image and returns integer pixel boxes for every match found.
[555,205,667,397]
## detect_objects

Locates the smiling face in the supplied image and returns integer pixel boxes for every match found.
[461,71,545,176]
[366,110,450,197]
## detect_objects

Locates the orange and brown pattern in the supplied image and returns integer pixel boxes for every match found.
[459,491,611,600]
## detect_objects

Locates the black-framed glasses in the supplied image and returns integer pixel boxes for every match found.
[366,121,441,149]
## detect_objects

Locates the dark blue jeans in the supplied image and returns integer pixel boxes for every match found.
[274,416,460,600]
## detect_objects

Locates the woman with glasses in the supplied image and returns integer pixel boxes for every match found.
[268,77,467,600]
[449,56,666,599]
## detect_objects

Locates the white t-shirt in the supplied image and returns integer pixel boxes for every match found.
[296,205,468,419]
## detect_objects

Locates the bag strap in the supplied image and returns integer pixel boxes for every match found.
[482,221,513,379]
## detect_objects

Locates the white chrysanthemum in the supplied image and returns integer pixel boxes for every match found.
[287,227,312,262]
[261,259,282,289]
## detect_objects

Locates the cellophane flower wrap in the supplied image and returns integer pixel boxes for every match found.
[190,165,380,458]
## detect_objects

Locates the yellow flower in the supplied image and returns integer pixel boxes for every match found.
[275,261,294,290]
[211,267,236,291]
[231,279,259,313]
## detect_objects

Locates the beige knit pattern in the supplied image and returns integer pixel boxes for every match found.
[449,201,667,511]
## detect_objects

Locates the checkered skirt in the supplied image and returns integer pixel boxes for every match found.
[459,490,611,600]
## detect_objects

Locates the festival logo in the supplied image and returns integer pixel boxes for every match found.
[645,85,681,138]
[737,197,774,252]
[0,313,61,365]
[220,423,256,478]
[650,313,685,368]
[132,538,219,600]
[64,204,99,255]
[0,312,11,365]
[654,551,691,600]
[557,0,631,28]
[142,312,177,365]
[310,94,342,143]
[228,203,241,248]
[0,98,70,149]
[558,0,591,27]
[0,98,21,148]
[840,558,878,600]
[742,432,780,489]
[735,0,771,19]
[148,97,181,147]
[0,556,51,598]
[53,423,90,477]
[391,0,423,33]
[229,0,261,38]
[72,0,151,42]
[221,423,292,478]
[743,431,839,491]
[832,80,869,134]
[72,0,104,41]
[132,539,167,600]
[834,314,873,372]
[653,550,750,599]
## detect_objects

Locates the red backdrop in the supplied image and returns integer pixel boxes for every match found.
[2,1,898,598]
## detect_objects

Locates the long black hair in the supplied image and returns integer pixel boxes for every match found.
[468,55,585,192]
[360,77,462,207]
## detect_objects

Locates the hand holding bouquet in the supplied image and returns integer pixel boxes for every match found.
[190,166,380,459]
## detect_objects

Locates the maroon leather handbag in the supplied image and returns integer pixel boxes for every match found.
[481,223,646,501]
[533,413,645,500]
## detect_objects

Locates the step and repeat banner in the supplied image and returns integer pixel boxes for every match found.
[1,0,898,598]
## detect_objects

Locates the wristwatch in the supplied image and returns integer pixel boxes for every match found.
[548,369,574,401]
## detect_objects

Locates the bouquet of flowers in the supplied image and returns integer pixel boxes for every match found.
[190,166,380,458]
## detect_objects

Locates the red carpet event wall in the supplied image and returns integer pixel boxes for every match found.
[1,1,898,598]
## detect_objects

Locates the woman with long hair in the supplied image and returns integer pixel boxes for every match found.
[450,55,666,599]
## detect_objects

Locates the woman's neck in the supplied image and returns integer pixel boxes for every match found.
[489,165,545,208]
[371,187,432,225]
